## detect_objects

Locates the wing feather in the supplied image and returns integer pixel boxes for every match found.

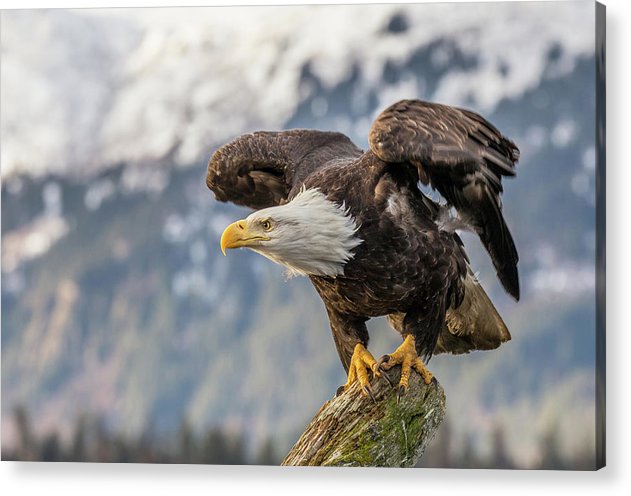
[206,129,362,210]
[369,99,520,300]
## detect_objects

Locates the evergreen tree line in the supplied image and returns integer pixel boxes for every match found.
[416,417,597,470]
[3,406,595,469]
[2,406,279,465]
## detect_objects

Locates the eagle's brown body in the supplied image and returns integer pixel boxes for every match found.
[207,99,519,377]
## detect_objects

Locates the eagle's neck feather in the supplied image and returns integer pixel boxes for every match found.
[250,188,363,278]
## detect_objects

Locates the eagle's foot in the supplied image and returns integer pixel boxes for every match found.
[376,335,433,399]
[336,343,380,401]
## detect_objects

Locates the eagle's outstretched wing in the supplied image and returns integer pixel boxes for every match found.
[206,129,363,210]
[369,99,520,300]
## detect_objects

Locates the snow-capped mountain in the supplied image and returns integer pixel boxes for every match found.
[2,2,594,177]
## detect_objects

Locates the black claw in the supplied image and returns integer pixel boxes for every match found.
[430,376,439,390]
[377,354,391,366]
[397,384,407,403]
[336,385,346,397]
[380,370,394,387]
[363,385,377,403]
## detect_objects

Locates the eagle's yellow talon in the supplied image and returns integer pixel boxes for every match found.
[413,357,434,385]
[339,343,378,394]
[379,335,433,393]
[370,362,381,378]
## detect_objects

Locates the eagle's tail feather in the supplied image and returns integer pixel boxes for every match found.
[434,270,511,355]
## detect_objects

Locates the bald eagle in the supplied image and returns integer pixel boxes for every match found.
[206,99,519,398]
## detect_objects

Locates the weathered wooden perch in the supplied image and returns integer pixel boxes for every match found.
[282,367,446,467]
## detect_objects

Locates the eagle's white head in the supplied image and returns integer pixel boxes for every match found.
[220,188,362,277]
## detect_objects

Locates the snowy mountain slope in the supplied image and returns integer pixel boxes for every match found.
[2,2,594,177]
[1,9,141,178]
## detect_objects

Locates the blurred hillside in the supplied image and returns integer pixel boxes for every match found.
[1,3,598,468]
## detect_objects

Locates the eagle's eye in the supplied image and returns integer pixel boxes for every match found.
[261,219,272,231]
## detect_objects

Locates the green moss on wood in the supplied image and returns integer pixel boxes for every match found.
[282,367,446,467]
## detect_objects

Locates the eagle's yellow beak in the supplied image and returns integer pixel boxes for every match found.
[220,220,248,255]
[220,219,270,255]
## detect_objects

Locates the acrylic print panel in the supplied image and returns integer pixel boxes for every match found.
[1,1,605,469]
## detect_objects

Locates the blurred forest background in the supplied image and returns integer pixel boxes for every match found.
[1,2,599,468]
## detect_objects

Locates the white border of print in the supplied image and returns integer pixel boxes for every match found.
[1,1,629,496]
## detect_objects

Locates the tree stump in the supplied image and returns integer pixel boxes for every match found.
[281,366,446,467]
